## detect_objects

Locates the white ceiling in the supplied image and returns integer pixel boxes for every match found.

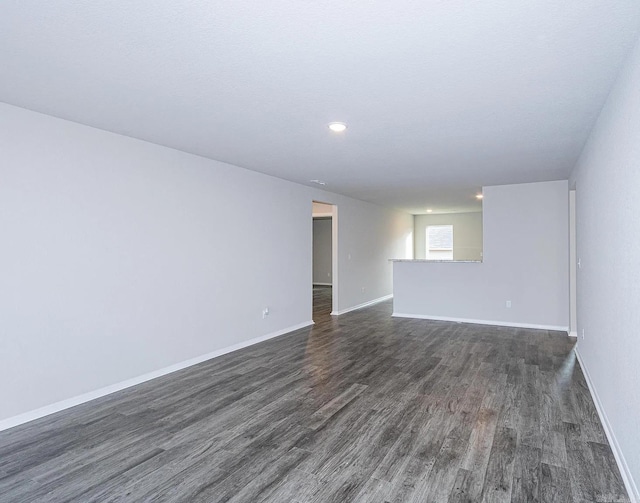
[2,1,640,214]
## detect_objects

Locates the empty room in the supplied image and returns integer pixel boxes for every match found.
[2,1,640,502]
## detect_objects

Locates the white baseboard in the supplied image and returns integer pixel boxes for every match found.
[331,294,393,316]
[574,347,638,503]
[313,282,332,287]
[0,320,314,432]
[568,330,578,338]
[391,312,568,332]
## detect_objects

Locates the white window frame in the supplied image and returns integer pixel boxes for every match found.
[426,225,453,261]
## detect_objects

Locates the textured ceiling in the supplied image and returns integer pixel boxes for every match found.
[2,1,640,214]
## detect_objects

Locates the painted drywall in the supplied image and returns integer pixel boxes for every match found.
[414,212,483,261]
[394,180,569,329]
[332,201,413,313]
[569,190,577,336]
[0,104,413,424]
[313,218,332,285]
[312,201,333,216]
[3,2,640,214]
[569,33,640,500]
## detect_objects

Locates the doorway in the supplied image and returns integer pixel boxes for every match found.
[312,201,337,320]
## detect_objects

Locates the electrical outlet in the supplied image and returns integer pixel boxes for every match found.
[361,287,365,293]
[581,328,585,339]
[262,307,269,319]
[506,300,512,308]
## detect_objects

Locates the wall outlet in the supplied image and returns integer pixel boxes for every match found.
[328,272,331,277]
[582,328,585,339]
[262,307,269,319]
[506,300,512,308]
[361,286,366,293]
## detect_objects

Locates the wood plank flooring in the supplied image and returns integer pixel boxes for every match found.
[0,286,629,502]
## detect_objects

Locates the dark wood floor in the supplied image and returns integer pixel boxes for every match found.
[0,287,628,502]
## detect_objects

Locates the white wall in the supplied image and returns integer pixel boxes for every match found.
[0,104,413,425]
[569,33,640,500]
[313,218,332,285]
[414,212,483,261]
[394,180,569,330]
[332,200,413,313]
[569,190,577,336]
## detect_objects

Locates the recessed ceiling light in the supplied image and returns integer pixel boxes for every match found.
[426,209,433,213]
[476,194,484,200]
[328,122,347,132]
[310,179,326,186]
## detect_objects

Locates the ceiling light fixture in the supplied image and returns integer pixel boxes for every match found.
[328,122,347,132]
[310,179,326,186]
[476,194,484,200]
[426,209,433,213]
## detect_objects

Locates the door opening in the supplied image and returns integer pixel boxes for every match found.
[312,201,338,320]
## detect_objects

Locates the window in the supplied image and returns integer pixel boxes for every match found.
[426,225,453,260]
